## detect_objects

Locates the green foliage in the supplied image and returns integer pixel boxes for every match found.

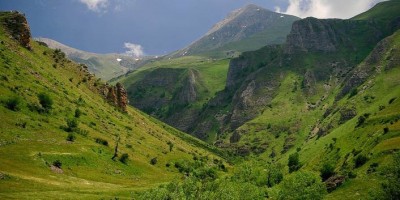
[320,163,335,181]
[4,96,22,111]
[63,118,79,132]
[95,138,108,146]
[52,160,62,168]
[119,153,129,164]
[136,176,266,200]
[150,157,157,165]
[37,92,53,112]
[278,171,327,200]
[167,141,174,152]
[348,88,358,98]
[380,153,400,199]
[74,108,81,118]
[354,154,368,168]
[288,152,301,173]
[266,163,284,187]
[356,113,370,127]
[66,133,76,142]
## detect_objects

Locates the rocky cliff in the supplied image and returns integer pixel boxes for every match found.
[189,1,400,141]
[104,83,128,112]
[2,11,31,49]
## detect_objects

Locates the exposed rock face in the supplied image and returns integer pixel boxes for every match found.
[325,175,346,192]
[104,83,128,112]
[106,86,117,106]
[3,11,31,49]
[285,18,341,53]
[116,83,128,112]
[175,69,198,104]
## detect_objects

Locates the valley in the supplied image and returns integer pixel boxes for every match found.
[1,1,400,199]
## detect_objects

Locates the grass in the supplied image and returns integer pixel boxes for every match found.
[0,11,225,199]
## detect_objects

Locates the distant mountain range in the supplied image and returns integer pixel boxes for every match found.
[35,38,149,81]
[169,4,299,58]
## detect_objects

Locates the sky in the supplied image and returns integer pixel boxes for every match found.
[0,0,386,56]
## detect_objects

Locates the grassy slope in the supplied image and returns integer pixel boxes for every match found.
[115,56,230,139]
[226,30,400,199]
[0,12,223,199]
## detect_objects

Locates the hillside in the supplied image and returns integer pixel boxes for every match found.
[169,4,299,58]
[0,11,225,199]
[35,37,148,81]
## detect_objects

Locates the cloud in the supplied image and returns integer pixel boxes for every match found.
[79,0,109,12]
[275,0,386,19]
[124,42,145,57]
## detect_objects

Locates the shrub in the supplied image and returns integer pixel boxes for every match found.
[356,113,370,127]
[5,96,22,111]
[167,141,174,152]
[37,92,53,112]
[288,152,301,173]
[150,157,158,165]
[66,133,76,142]
[95,138,108,146]
[65,118,78,132]
[348,88,358,98]
[53,160,62,168]
[320,163,335,181]
[119,153,129,164]
[354,154,368,168]
[74,108,82,118]
[383,127,389,134]
[267,163,283,187]
[278,171,327,200]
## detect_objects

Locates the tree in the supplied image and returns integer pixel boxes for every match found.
[5,96,22,111]
[119,153,129,164]
[267,163,283,187]
[288,152,301,173]
[38,92,53,112]
[320,163,335,181]
[278,171,327,200]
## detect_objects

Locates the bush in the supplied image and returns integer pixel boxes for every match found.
[150,157,158,165]
[320,163,335,181]
[5,96,22,111]
[95,138,108,146]
[267,163,283,187]
[64,118,79,132]
[356,113,370,127]
[119,153,129,164]
[383,127,389,134]
[66,133,76,142]
[354,154,368,168]
[53,160,62,168]
[288,152,301,173]
[38,92,53,112]
[74,108,82,118]
[167,141,174,152]
[278,171,327,200]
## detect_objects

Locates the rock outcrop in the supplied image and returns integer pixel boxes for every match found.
[2,11,31,49]
[104,83,128,112]
[116,83,128,112]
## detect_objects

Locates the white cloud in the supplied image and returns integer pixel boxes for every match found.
[79,0,109,12]
[275,0,387,19]
[124,42,145,57]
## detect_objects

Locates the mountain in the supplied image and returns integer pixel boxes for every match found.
[117,1,400,198]
[115,5,299,142]
[170,4,299,58]
[35,37,148,81]
[0,11,225,199]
